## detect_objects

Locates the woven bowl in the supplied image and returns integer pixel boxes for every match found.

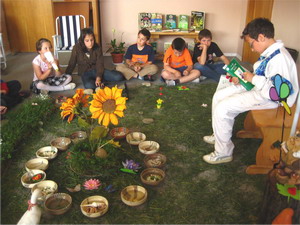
[121,185,147,206]
[21,169,46,188]
[140,168,165,186]
[126,132,146,145]
[80,195,109,218]
[44,193,72,215]
[138,141,159,155]
[31,180,58,200]
[144,153,167,168]
[110,127,129,139]
[70,131,87,143]
[51,137,71,151]
[25,158,49,171]
[36,146,58,160]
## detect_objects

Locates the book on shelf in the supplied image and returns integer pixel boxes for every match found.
[223,57,254,91]
[151,13,163,31]
[191,11,205,31]
[139,13,152,30]
[178,15,189,31]
[166,14,177,29]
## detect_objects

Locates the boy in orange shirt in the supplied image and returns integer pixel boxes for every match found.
[161,38,200,86]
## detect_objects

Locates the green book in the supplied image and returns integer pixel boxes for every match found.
[223,58,254,91]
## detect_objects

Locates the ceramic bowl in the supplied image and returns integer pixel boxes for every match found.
[51,137,71,151]
[25,158,49,171]
[126,132,146,145]
[31,180,58,200]
[44,193,72,215]
[80,195,109,218]
[121,185,147,206]
[110,127,129,139]
[21,169,46,188]
[36,146,58,160]
[143,153,167,168]
[70,131,87,143]
[138,141,159,155]
[140,168,165,186]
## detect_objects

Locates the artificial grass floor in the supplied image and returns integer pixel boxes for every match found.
[1,83,267,224]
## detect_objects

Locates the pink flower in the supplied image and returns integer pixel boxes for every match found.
[83,179,101,190]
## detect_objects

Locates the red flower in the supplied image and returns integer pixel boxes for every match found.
[288,187,297,196]
[159,87,163,90]
[159,93,163,95]
[32,174,42,181]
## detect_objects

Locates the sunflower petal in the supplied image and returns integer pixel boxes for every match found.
[97,112,105,124]
[114,110,124,117]
[104,87,112,99]
[115,97,127,105]
[115,104,126,111]
[110,113,119,125]
[102,113,110,127]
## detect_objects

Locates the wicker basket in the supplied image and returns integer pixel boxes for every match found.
[121,185,147,206]
[21,169,46,188]
[138,141,159,155]
[126,132,146,145]
[36,146,58,160]
[44,193,72,215]
[50,137,71,151]
[25,158,49,171]
[80,195,109,218]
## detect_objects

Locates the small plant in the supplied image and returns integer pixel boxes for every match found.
[106,29,125,54]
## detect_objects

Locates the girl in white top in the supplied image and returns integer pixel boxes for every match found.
[32,38,75,92]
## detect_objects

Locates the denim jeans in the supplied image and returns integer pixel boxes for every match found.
[82,69,125,89]
[194,63,226,82]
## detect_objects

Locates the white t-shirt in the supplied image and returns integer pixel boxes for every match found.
[32,55,56,81]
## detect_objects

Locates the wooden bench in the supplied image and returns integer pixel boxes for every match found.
[236,105,300,175]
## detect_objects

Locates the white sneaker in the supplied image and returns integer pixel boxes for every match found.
[203,134,215,144]
[64,83,76,90]
[83,89,94,95]
[200,76,207,81]
[203,151,233,164]
[192,78,200,83]
[166,80,176,86]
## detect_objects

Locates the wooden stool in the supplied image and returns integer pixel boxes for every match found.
[237,105,299,174]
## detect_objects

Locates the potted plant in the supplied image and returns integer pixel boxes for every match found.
[106,29,125,64]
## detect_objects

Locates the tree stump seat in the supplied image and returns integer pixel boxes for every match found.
[237,105,300,174]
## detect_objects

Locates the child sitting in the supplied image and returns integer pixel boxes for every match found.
[32,38,75,93]
[161,37,200,86]
[116,28,158,81]
[192,29,229,82]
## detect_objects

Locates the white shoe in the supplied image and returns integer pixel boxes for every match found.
[192,78,200,83]
[83,89,94,95]
[203,151,233,164]
[64,83,76,90]
[95,87,101,92]
[200,76,207,81]
[166,80,176,86]
[203,134,215,144]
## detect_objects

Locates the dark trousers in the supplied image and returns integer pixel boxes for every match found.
[82,69,125,89]
[1,80,22,109]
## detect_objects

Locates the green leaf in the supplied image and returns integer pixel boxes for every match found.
[78,117,90,129]
[89,126,108,142]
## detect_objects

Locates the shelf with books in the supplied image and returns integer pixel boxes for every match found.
[150,32,198,42]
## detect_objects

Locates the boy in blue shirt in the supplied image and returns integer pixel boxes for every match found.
[193,29,229,82]
[116,29,158,81]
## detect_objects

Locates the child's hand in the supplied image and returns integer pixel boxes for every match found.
[199,44,208,51]
[183,70,189,76]
[232,77,240,85]
[242,72,254,82]
[0,106,7,115]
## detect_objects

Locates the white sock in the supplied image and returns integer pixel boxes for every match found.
[63,83,76,90]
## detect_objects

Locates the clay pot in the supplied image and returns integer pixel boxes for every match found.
[111,53,124,64]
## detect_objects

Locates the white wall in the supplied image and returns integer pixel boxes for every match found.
[272,0,300,78]
[100,0,248,56]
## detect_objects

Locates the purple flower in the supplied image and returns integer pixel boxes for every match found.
[122,159,141,171]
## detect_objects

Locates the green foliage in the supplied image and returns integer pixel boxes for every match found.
[105,29,125,54]
[1,96,56,161]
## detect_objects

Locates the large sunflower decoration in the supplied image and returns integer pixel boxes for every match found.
[90,86,127,127]
[60,89,90,123]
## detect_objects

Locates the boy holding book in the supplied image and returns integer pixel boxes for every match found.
[192,29,230,82]
[161,37,200,86]
[116,28,158,81]
[202,18,299,164]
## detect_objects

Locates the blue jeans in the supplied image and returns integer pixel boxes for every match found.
[193,63,226,82]
[174,66,188,76]
[82,69,125,89]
